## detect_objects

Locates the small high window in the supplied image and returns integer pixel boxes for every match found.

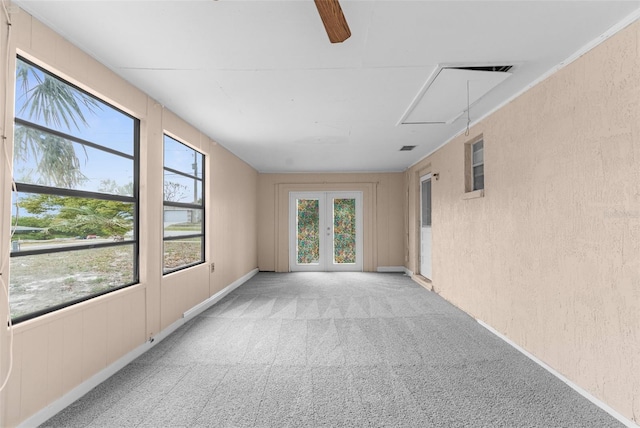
[465,136,484,195]
[471,139,484,191]
[162,135,205,273]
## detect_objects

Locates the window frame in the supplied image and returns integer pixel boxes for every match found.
[10,56,140,324]
[464,135,485,197]
[162,134,205,274]
[471,139,484,191]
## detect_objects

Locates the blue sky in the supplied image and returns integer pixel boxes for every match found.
[12,59,206,220]
[14,58,135,196]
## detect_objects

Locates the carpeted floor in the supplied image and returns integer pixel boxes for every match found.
[42,272,623,427]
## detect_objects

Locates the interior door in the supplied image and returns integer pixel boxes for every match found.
[420,174,432,279]
[289,191,362,272]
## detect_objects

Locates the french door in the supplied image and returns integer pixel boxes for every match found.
[289,192,363,272]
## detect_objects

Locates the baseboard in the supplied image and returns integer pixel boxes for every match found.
[411,274,433,291]
[376,266,406,273]
[477,319,638,428]
[404,267,414,277]
[17,339,152,428]
[17,268,259,428]
[183,268,258,320]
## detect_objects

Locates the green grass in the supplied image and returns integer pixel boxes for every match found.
[165,222,201,231]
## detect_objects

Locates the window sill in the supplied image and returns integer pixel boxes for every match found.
[462,189,484,200]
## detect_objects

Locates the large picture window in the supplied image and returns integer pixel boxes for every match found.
[9,57,139,323]
[163,135,205,273]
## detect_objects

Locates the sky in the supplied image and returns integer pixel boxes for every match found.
[14,58,136,196]
[12,59,204,221]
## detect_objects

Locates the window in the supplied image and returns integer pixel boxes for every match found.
[471,139,484,191]
[163,135,205,273]
[421,177,431,227]
[10,57,139,323]
[464,137,484,196]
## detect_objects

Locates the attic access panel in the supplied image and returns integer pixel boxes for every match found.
[400,66,512,125]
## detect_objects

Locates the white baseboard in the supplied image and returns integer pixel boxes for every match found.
[18,340,153,428]
[183,268,258,320]
[477,319,639,428]
[376,266,406,273]
[18,268,259,428]
[404,267,414,277]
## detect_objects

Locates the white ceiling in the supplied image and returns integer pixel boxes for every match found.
[13,0,640,173]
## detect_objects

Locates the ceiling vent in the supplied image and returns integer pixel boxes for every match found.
[399,65,513,125]
[400,145,416,151]
[452,65,513,73]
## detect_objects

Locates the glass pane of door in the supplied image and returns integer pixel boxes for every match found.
[420,176,432,279]
[421,179,431,227]
[333,198,356,264]
[296,198,320,264]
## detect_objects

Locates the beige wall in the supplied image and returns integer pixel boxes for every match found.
[406,20,640,423]
[0,9,258,427]
[2,3,638,426]
[258,173,404,272]
[209,144,259,296]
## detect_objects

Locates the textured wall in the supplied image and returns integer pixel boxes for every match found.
[406,20,640,422]
[257,173,405,272]
[0,9,258,427]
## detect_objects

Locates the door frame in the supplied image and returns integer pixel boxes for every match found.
[288,191,363,272]
[419,174,432,279]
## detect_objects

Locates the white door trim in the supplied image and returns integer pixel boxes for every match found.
[420,174,432,279]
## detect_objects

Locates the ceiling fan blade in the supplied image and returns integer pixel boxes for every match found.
[314,0,351,43]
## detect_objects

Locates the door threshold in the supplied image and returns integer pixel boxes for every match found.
[413,274,433,291]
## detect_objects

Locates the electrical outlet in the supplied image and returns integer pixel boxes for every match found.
[210,263,215,273]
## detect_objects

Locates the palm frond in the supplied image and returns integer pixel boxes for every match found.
[14,60,99,188]
[13,124,88,187]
